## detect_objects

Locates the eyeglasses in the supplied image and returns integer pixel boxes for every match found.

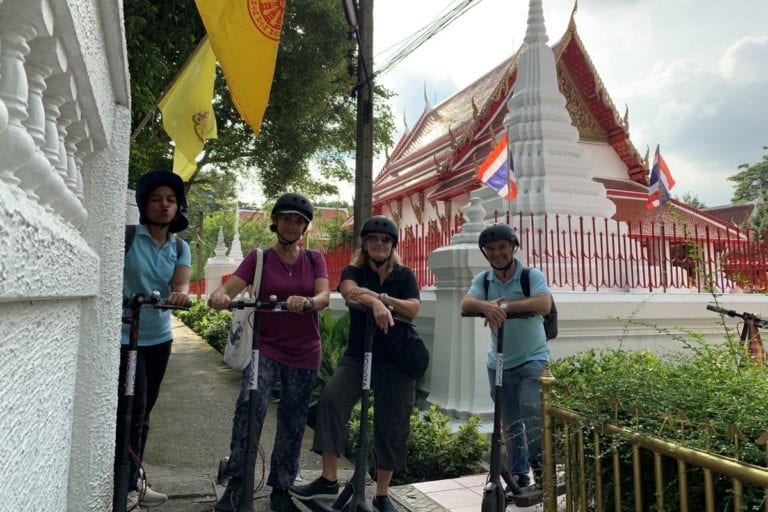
[365,234,393,245]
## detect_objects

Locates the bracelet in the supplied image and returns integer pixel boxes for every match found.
[379,292,389,304]
[305,297,315,310]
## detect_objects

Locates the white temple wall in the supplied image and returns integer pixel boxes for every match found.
[0,1,130,510]
[580,140,635,181]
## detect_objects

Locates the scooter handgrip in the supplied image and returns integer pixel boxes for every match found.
[346,300,368,312]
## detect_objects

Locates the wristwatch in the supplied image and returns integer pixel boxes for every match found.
[499,301,509,311]
[379,292,389,305]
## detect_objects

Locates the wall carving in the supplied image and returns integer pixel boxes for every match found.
[557,64,608,143]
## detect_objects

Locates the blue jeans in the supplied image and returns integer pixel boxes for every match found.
[487,359,547,478]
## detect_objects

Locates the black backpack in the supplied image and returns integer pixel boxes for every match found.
[124,225,184,259]
[483,267,558,340]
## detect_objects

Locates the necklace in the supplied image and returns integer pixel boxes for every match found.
[276,250,300,277]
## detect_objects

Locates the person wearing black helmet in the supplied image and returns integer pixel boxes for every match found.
[291,215,420,512]
[118,169,191,508]
[460,223,551,494]
[208,192,330,512]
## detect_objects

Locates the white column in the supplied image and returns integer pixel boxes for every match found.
[427,197,495,417]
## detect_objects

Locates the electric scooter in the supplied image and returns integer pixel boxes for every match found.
[707,303,767,362]
[213,295,308,512]
[461,309,548,511]
[115,291,190,512]
[297,300,414,512]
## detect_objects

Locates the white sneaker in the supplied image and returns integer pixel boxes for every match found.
[137,478,168,507]
[127,490,140,510]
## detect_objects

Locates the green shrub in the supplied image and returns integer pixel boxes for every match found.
[174,300,232,353]
[347,399,489,485]
[203,310,233,353]
[550,337,768,510]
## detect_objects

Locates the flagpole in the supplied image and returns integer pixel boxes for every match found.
[130,35,210,143]
[506,132,512,226]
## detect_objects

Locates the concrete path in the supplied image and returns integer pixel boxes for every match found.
[140,317,446,511]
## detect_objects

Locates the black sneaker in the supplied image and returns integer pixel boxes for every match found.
[270,489,301,512]
[372,495,397,512]
[289,476,339,501]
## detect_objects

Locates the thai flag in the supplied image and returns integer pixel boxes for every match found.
[646,145,675,209]
[476,133,517,200]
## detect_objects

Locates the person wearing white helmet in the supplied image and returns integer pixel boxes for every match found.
[118,169,191,508]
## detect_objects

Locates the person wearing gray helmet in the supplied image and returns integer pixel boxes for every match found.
[117,169,191,508]
[460,224,551,495]
[208,193,330,512]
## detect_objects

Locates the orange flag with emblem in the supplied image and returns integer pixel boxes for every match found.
[194,0,286,136]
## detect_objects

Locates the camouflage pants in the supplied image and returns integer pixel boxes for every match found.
[223,354,316,490]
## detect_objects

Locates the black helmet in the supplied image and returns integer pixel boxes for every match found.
[478,224,518,251]
[271,193,314,223]
[135,169,188,232]
[361,215,399,247]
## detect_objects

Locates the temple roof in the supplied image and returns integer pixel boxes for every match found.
[703,203,756,228]
[373,13,648,206]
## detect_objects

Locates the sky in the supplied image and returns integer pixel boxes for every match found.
[366,0,768,207]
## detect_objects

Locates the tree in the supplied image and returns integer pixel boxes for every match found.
[727,147,768,231]
[675,192,707,210]
[126,0,395,198]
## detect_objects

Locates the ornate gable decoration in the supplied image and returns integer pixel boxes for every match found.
[558,63,607,142]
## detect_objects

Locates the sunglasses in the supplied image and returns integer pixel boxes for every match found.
[365,234,393,245]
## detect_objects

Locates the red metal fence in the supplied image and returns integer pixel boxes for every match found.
[322,212,768,293]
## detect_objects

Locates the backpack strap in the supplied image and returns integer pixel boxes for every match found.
[174,235,184,261]
[124,225,137,254]
[483,270,491,299]
[521,267,531,297]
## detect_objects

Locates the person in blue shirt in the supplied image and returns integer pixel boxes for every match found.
[460,224,551,494]
[117,169,191,508]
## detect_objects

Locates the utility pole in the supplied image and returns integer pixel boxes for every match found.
[196,211,204,300]
[347,0,374,250]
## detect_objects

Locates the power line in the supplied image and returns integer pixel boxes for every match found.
[374,0,486,78]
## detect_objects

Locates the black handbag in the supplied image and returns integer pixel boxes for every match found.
[391,323,430,380]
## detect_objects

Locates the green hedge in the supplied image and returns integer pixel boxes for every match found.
[550,336,768,510]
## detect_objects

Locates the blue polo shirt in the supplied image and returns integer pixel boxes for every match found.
[468,258,550,369]
[121,224,191,345]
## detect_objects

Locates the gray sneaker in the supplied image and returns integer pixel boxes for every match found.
[289,476,339,501]
[137,478,167,507]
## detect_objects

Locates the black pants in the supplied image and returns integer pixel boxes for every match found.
[312,355,415,472]
[115,341,172,491]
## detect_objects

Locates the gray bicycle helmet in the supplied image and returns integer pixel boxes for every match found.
[361,215,399,248]
[478,224,519,251]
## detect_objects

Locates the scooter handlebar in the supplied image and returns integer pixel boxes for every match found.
[461,310,535,319]
[345,299,415,326]
[227,295,309,312]
[707,303,768,328]
[122,292,191,310]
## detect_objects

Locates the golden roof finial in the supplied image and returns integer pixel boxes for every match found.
[623,104,629,131]
[471,96,479,122]
[423,82,430,111]
[568,0,578,30]
[402,109,409,132]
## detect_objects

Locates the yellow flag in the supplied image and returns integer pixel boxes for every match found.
[194,0,285,136]
[157,37,218,181]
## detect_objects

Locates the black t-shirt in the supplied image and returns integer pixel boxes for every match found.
[340,263,420,363]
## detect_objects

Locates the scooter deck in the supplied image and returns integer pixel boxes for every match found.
[293,497,335,512]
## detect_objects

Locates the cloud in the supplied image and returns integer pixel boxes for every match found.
[719,36,768,82]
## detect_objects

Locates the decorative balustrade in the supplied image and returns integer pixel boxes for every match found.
[0,0,91,229]
[323,212,767,293]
